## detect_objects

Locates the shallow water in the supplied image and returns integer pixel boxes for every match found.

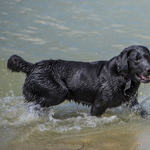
[1,0,150,149]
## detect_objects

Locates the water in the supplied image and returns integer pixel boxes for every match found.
[1,0,150,149]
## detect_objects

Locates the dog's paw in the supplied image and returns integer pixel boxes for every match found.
[140,109,149,118]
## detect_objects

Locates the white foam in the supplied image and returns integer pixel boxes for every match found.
[2,93,150,133]
[0,94,118,131]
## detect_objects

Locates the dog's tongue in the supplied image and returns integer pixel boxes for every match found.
[141,75,150,80]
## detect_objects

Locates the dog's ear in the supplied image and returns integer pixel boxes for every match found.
[116,46,133,76]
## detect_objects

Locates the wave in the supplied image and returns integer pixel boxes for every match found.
[1,90,150,132]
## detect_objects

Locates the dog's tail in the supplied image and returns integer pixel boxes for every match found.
[7,55,34,74]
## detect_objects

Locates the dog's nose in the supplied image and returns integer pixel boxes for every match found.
[146,66,150,73]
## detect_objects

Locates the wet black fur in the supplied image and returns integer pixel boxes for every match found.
[7,45,150,116]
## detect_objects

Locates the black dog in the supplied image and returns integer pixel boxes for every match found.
[7,45,150,116]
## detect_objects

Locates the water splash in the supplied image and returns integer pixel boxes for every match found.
[1,92,150,134]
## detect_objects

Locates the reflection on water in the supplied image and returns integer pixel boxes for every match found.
[1,0,150,149]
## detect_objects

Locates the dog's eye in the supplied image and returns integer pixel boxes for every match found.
[134,57,140,62]
[144,55,150,60]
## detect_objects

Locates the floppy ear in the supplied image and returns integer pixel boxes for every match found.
[116,46,133,76]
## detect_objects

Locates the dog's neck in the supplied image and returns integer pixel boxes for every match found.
[117,68,132,94]
[118,70,140,97]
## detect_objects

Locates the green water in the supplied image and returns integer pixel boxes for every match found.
[1,0,150,149]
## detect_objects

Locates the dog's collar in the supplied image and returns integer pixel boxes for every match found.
[119,71,132,94]
[124,77,131,92]
[119,71,128,78]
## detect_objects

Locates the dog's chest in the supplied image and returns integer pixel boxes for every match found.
[108,77,138,107]
[123,82,139,99]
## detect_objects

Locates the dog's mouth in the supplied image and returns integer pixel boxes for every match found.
[136,74,150,83]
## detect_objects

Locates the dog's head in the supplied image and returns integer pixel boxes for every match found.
[117,45,150,83]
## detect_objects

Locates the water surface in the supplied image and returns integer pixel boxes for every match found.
[1,0,150,149]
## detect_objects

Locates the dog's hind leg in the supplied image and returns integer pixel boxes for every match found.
[23,88,67,107]
[23,76,69,107]
[37,92,67,107]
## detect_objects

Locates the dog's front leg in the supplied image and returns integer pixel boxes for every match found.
[90,100,107,117]
[129,96,148,118]
[131,104,148,118]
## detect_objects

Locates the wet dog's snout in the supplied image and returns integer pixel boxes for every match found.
[145,66,150,73]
